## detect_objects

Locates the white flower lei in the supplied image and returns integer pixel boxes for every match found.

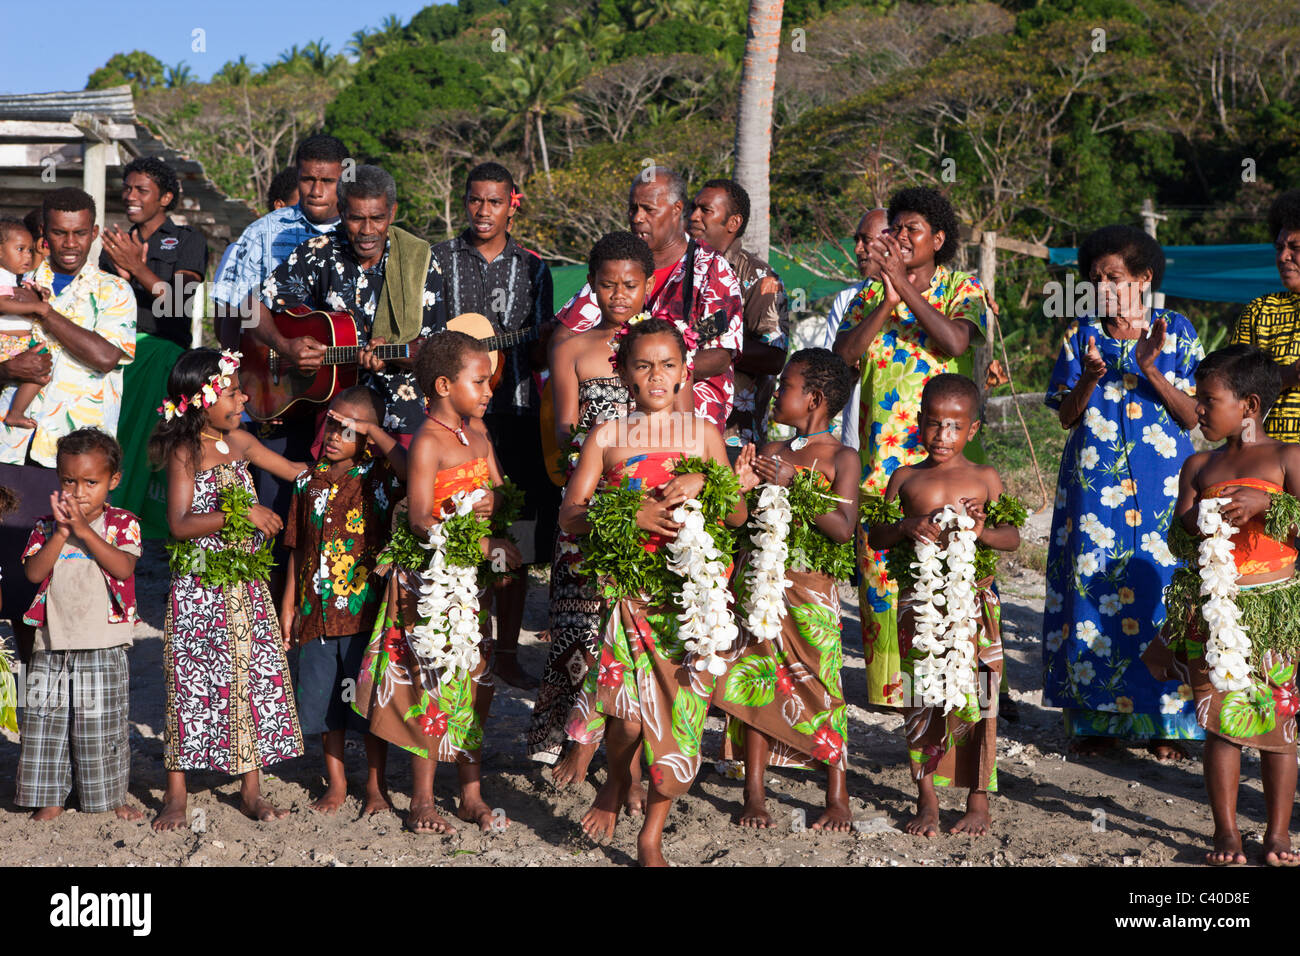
[906,505,982,713]
[666,499,739,676]
[742,483,793,645]
[409,488,486,683]
[1196,498,1254,693]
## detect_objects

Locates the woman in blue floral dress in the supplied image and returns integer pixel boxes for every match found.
[1042,226,1205,757]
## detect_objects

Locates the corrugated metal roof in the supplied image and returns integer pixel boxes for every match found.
[0,86,136,122]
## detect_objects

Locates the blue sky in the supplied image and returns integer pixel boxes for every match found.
[1,0,439,94]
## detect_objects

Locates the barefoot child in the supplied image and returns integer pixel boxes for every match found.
[1145,344,1299,866]
[716,348,860,831]
[17,428,143,821]
[528,231,642,782]
[0,218,44,428]
[149,349,305,830]
[562,317,747,866]
[351,331,522,834]
[866,373,1023,837]
[281,386,406,815]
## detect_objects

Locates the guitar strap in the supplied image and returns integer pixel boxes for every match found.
[680,239,696,326]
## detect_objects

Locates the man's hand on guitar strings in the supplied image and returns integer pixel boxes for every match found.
[285,335,327,374]
[358,336,388,373]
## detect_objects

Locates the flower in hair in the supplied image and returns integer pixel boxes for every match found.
[510,190,523,210]
[158,350,242,421]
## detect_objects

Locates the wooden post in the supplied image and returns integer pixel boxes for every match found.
[975,231,996,418]
[1140,198,1167,310]
[83,140,109,265]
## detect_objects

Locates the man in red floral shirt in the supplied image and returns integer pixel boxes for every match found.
[553,167,743,428]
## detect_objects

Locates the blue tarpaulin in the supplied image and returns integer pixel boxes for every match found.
[1048,243,1278,305]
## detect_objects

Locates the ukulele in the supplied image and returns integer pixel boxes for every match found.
[241,307,538,421]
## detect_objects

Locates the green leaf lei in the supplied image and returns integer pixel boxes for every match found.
[865,493,1027,592]
[1163,490,1300,663]
[580,456,741,602]
[386,483,522,576]
[739,469,855,580]
[166,485,274,588]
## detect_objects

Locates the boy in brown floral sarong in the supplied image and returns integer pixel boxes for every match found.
[1144,346,1298,866]
[714,349,860,831]
[868,374,1020,837]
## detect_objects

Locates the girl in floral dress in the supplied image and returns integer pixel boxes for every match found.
[561,318,746,866]
[1041,226,1205,757]
[148,349,306,831]
[528,232,643,779]
[351,331,521,834]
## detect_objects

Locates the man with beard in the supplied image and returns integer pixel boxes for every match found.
[553,167,743,429]
[243,164,448,445]
[430,162,553,690]
[687,178,788,446]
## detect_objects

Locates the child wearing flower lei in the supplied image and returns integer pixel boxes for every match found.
[350,331,523,836]
[866,373,1022,838]
[714,349,861,832]
[530,232,643,776]
[1143,345,1299,866]
[560,317,746,867]
[147,348,308,832]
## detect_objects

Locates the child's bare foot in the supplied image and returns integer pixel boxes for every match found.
[406,799,453,834]
[1147,740,1190,762]
[151,798,188,831]
[637,830,669,867]
[904,795,940,837]
[625,782,648,816]
[241,796,288,822]
[31,806,63,821]
[736,795,774,828]
[310,785,348,814]
[457,795,504,832]
[951,792,991,835]
[1069,736,1115,758]
[581,778,625,841]
[1206,828,1247,866]
[1261,832,1299,867]
[361,786,393,816]
[5,414,36,429]
[551,740,596,788]
[114,804,144,821]
[811,801,854,832]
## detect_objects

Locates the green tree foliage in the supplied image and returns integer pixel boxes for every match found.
[325,46,488,158]
[87,51,165,93]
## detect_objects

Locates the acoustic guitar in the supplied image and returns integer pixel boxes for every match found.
[240,307,537,421]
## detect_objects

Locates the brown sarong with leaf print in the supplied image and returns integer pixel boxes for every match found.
[1144,610,1298,754]
[897,577,1001,792]
[566,594,717,798]
[714,565,847,769]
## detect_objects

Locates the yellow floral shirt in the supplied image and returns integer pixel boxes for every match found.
[0,260,135,467]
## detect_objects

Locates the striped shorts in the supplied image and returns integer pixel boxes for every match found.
[16,647,130,813]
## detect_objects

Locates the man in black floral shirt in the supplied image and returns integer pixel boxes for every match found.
[250,164,448,438]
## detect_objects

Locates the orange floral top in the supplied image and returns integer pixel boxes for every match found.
[435,457,491,515]
[1205,479,1298,575]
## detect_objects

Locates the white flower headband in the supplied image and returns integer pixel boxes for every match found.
[158,350,242,421]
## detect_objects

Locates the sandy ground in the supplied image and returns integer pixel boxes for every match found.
[0,517,1283,868]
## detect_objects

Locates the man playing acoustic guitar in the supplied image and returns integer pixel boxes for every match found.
[242,164,448,444]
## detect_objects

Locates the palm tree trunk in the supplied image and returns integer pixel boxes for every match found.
[537,111,553,187]
[733,0,784,261]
